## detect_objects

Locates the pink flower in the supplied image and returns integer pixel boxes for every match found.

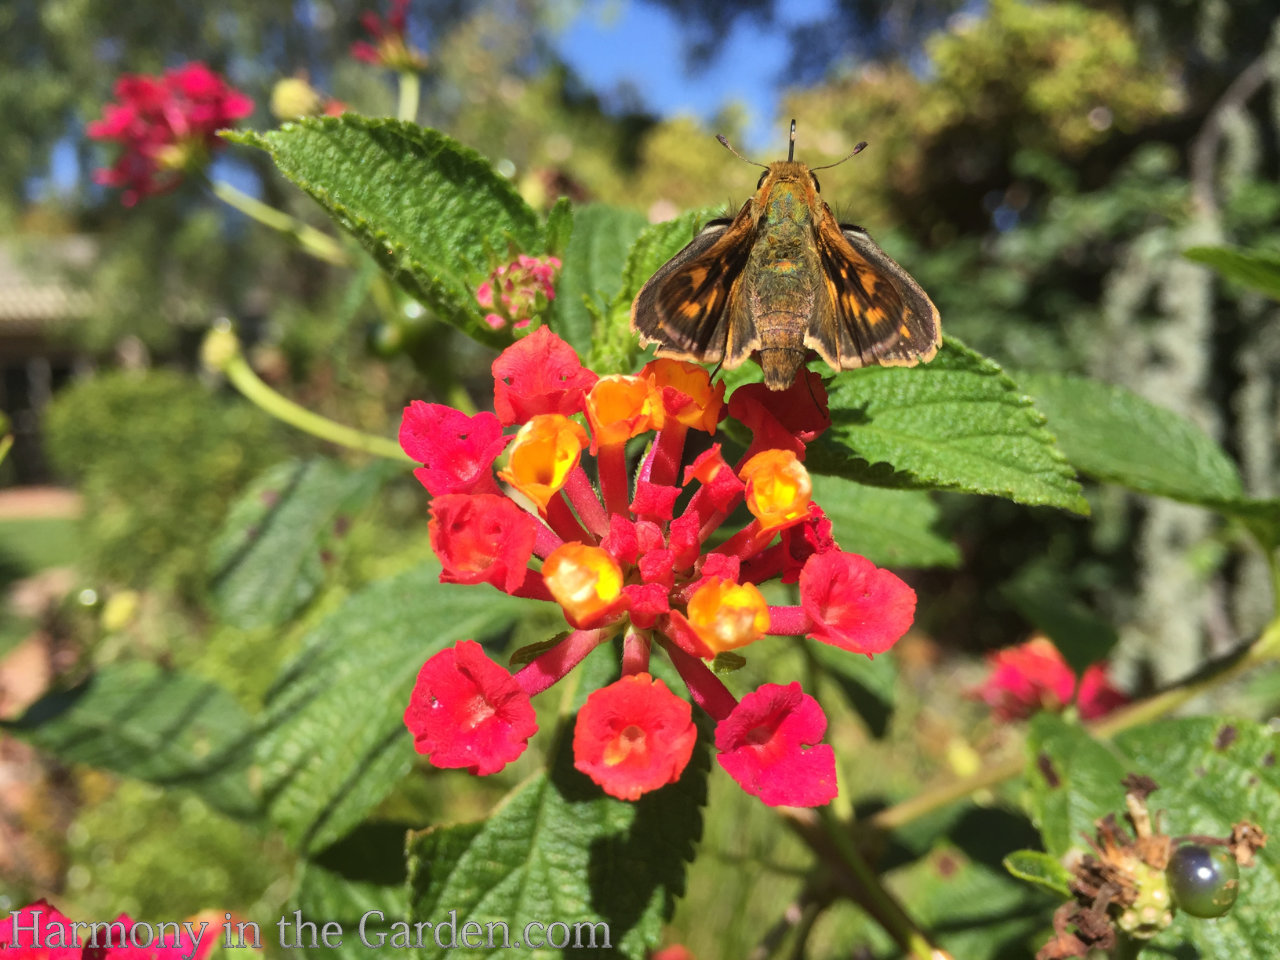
[0,900,82,959]
[972,637,1129,721]
[404,640,537,775]
[351,0,428,71]
[399,401,507,497]
[796,551,916,655]
[477,255,562,331]
[0,901,218,960]
[88,63,253,206]
[715,682,837,807]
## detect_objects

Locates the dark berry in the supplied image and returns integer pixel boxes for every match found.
[1167,844,1239,918]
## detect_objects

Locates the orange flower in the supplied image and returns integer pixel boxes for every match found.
[498,414,589,510]
[739,450,812,529]
[584,375,660,449]
[686,578,770,653]
[642,359,725,433]
[543,542,626,628]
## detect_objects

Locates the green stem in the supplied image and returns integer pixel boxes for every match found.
[210,180,349,266]
[870,616,1280,833]
[215,334,410,462]
[0,434,12,469]
[1092,615,1280,736]
[809,807,951,960]
[397,71,420,122]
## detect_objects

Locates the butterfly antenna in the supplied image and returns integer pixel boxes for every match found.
[715,134,768,170]
[788,119,796,161]
[810,140,869,172]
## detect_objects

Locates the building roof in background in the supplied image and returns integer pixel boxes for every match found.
[0,236,95,332]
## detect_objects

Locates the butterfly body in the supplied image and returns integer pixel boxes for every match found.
[632,150,941,390]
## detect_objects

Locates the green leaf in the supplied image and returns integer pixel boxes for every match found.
[290,822,411,959]
[3,661,256,817]
[1025,714,1280,957]
[810,473,960,568]
[230,117,541,348]
[1025,713,1128,858]
[1016,374,1280,548]
[1184,245,1280,300]
[874,850,1054,959]
[810,641,898,738]
[809,338,1088,514]
[209,459,390,630]
[1017,372,1243,505]
[405,722,708,959]
[543,197,573,258]
[1003,849,1072,898]
[256,565,530,854]
[547,203,647,358]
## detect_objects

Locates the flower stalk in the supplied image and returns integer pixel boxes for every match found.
[202,325,409,461]
[209,179,349,265]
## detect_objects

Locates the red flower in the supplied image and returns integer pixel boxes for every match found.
[88,63,253,206]
[399,402,507,497]
[728,371,831,461]
[651,948,696,960]
[429,494,539,594]
[0,902,218,960]
[715,682,837,807]
[87,913,219,960]
[1076,664,1130,720]
[398,329,920,805]
[491,324,598,426]
[973,637,1128,721]
[573,674,698,800]
[797,550,916,655]
[351,0,428,71]
[0,901,82,958]
[404,640,537,775]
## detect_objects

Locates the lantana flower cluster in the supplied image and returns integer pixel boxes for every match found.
[87,63,254,206]
[350,0,429,72]
[476,254,562,330]
[972,636,1129,721]
[0,900,216,960]
[400,324,917,807]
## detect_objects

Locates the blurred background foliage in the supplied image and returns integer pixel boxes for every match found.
[3,0,1280,955]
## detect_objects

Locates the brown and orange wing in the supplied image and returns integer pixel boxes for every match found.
[631,201,759,366]
[807,211,940,370]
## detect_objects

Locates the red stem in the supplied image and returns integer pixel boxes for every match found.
[766,605,811,636]
[544,491,594,544]
[514,627,611,698]
[648,421,688,487]
[621,629,651,676]
[596,441,631,518]
[659,634,738,721]
[563,465,609,538]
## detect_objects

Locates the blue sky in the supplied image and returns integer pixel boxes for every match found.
[552,0,837,150]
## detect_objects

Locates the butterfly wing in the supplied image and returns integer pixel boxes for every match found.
[807,212,940,370]
[631,202,759,367]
